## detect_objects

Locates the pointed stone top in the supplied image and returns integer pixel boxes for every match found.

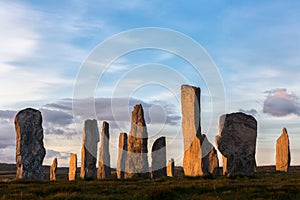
[282,128,288,135]
[277,127,289,142]
[132,104,146,126]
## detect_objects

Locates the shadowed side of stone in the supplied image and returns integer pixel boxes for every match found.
[167,158,175,177]
[14,108,46,180]
[151,136,166,179]
[97,121,111,179]
[276,128,291,172]
[80,119,99,180]
[216,112,257,176]
[117,133,127,179]
[125,104,149,178]
[202,134,219,176]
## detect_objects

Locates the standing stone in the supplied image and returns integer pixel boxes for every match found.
[151,136,167,179]
[167,158,175,177]
[125,104,149,178]
[97,121,111,179]
[202,134,219,176]
[14,108,46,180]
[50,158,58,181]
[181,85,204,176]
[69,153,77,181]
[117,133,127,179]
[276,128,291,172]
[181,85,201,150]
[216,112,257,176]
[80,119,99,180]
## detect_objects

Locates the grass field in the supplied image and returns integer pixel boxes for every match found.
[1,170,300,200]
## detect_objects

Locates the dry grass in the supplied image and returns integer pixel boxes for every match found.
[0,171,300,200]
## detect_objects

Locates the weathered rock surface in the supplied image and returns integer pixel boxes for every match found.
[50,158,57,181]
[117,133,127,179]
[80,119,99,180]
[125,104,149,178]
[216,112,257,176]
[183,136,203,176]
[167,158,175,177]
[69,153,77,181]
[181,85,201,149]
[97,121,111,179]
[201,134,219,176]
[151,136,166,179]
[181,85,205,176]
[14,108,46,180]
[276,128,291,172]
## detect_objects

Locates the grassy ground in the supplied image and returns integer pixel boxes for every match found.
[0,172,300,200]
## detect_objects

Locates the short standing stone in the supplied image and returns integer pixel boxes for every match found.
[216,112,257,176]
[15,108,46,180]
[167,158,175,177]
[117,133,127,179]
[80,119,100,180]
[276,128,291,172]
[151,136,166,179]
[97,121,111,179]
[125,104,149,178]
[50,158,57,181]
[201,134,219,176]
[69,153,77,181]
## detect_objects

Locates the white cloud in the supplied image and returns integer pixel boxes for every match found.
[0,1,39,63]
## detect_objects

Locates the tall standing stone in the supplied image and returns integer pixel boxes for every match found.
[216,112,257,176]
[125,104,149,178]
[80,119,99,180]
[14,108,46,180]
[69,153,77,181]
[151,136,167,179]
[167,158,175,177]
[181,85,203,176]
[50,158,58,181]
[97,121,111,179]
[181,85,201,150]
[117,133,127,179]
[276,128,291,172]
[181,85,219,176]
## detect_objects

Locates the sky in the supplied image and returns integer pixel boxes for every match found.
[1,0,300,167]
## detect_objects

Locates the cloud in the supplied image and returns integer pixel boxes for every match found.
[238,108,258,116]
[263,88,300,117]
[40,108,73,126]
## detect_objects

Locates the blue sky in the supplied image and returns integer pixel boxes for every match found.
[1,0,300,167]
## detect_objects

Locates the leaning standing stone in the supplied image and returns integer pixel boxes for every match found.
[216,112,257,176]
[151,136,167,179]
[97,121,111,179]
[50,158,58,181]
[15,108,46,180]
[80,119,99,180]
[117,133,127,179]
[69,153,77,181]
[276,128,291,172]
